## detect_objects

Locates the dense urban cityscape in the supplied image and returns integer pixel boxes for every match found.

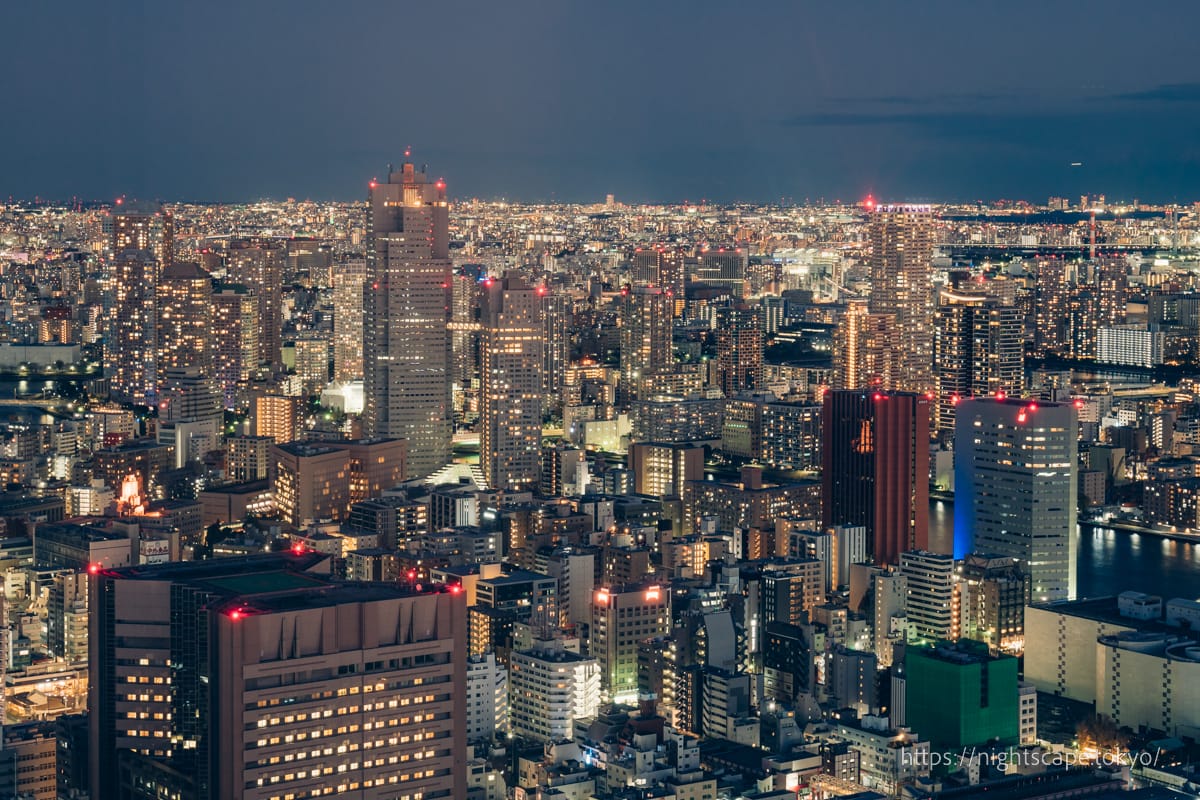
[0,173,1194,800]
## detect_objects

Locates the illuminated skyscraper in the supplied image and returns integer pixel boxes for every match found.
[868,206,935,391]
[108,250,159,403]
[226,239,285,366]
[111,201,173,265]
[933,290,1024,432]
[156,261,213,379]
[954,398,1077,603]
[716,304,764,395]
[107,202,172,403]
[541,291,570,400]
[211,284,259,409]
[480,273,543,491]
[833,299,896,390]
[1034,257,1126,360]
[821,390,930,566]
[89,552,467,800]
[630,245,686,308]
[1033,258,1069,358]
[332,258,366,382]
[363,161,453,478]
[619,286,673,400]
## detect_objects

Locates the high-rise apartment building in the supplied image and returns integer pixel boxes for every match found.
[108,248,160,403]
[111,201,173,262]
[332,258,366,382]
[822,390,930,566]
[867,206,935,391]
[211,284,259,408]
[226,239,285,366]
[630,245,687,309]
[363,162,453,478]
[933,290,1024,432]
[541,291,570,400]
[716,304,764,395]
[89,552,467,800]
[479,273,543,491]
[1033,257,1070,358]
[954,398,1078,602]
[1034,257,1128,360]
[156,261,213,379]
[619,286,673,400]
[833,299,896,390]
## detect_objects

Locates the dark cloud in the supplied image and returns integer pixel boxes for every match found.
[1110,83,1200,103]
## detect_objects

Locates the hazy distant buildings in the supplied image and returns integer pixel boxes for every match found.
[363,161,453,478]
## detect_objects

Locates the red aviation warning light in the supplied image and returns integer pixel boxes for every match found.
[863,195,876,211]
[230,609,242,621]
[291,542,306,556]
[87,563,101,575]
[995,390,1006,401]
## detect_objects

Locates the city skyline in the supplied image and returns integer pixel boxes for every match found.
[6,2,1200,204]
[8,3,1200,792]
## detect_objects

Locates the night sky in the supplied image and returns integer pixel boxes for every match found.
[5,1,1200,204]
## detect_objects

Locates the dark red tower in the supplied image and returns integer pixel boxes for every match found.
[821,389,930,566]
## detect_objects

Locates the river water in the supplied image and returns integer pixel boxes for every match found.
[929,499,1200,601]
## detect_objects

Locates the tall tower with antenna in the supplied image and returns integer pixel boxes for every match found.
[363,156,453,478]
